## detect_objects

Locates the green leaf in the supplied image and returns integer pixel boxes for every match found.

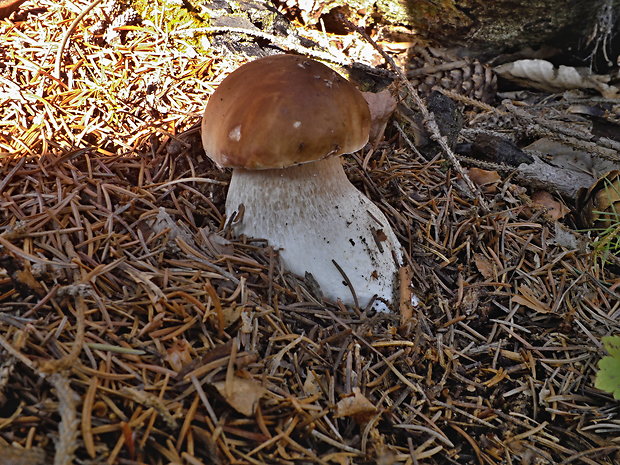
[595,336,620,400]
[602,335,620,358]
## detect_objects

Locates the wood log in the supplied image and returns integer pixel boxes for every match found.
[515,155,595,200]
[291,0,618,59]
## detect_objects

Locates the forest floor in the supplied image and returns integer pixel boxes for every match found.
[1,1,619,464]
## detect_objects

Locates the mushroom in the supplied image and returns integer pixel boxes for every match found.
[201,54,403,310]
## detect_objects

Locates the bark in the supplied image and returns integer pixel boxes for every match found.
[515,156,595,200]
[313,0,619,58]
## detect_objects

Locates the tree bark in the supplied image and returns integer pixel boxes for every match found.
[310,0,619,58]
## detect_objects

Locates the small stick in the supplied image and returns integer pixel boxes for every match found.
[53,0,106,80]
[504,100,620,161]
[399,265,413,326]
[332,259,360,309]
[50,373,80,465]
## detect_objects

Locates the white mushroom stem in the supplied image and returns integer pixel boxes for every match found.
[226,156,403,310]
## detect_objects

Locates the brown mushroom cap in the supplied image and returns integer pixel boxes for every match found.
[201,54,371,170]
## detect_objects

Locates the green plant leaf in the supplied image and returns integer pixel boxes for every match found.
[603,335,620,358]
[595,335,620,400]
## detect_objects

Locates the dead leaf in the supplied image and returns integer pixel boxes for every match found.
[322,452,355,465]
[473,253,495,279]
[549,222,580,250]
[14,267,46,295]
[576,170,620,228]
[512,285,551,313]
[150,207,193,242]
[303,370,321,396]
[335,387,377,423]
[460,288,481,316]
[165,339,193,372]
[530,191,570,220]
[0,255,45,296]
[199,229,234,256]
[362,89,398,144]
[11,329,27,352]
[467,168,501,193]
[221,304,243,328]
[212,376,266,416]
[121,264,165,307]
[178,340,234,378]
[374,228,388,242]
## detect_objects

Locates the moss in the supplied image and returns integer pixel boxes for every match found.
[129,0,293,54]
[131,0,210,53]
[216,0,290,37]
[377,0,464,28]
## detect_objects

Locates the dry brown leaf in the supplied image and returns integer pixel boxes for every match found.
[165,339,193,372]
[212,376,267,416]
[467,167,501,193]
[303,369,321,396]
[576,170,620,227]
[335,387,377,423]
[460,288,481,316]
[221,304,243,328]
[322,452,355,465]
[473,253,495,279]
[121,264,166,308]
[14,265,45,296]
[512,285,551,313]
[530,191,570,220]
[362,89,398,144]
[150,207,193,242]
[0,255,45,296]
[199,229,234,256]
